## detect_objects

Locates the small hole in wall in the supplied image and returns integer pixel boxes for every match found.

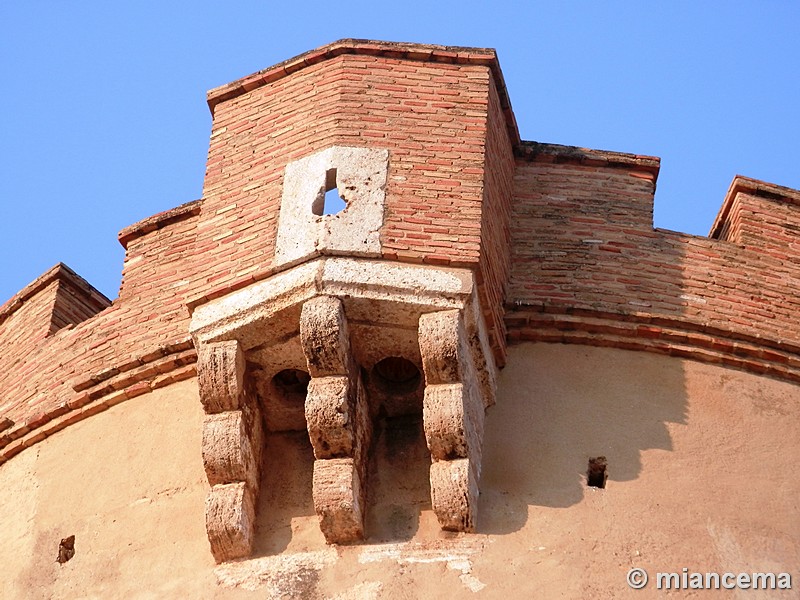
[272,369,310,399]
[323,168,346,215]
[372,357,422,396]
[56,535,75,564]
[587,456,608,489]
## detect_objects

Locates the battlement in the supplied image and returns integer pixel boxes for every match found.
[204,38,520,146]
[710,175,800,261]
[1,40,800,559]
[0,263,110,368]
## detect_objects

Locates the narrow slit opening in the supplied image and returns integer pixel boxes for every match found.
[323,168,346,215]
[587,456,607,489]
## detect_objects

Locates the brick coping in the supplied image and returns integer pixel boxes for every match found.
[118,198,203,249]
[516,141,661,176]
[710,175,800,239]
[205,38,520,147]
[506,306,800,385]
[0,263,111,328]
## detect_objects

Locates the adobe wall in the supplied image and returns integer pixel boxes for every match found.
[1,346,796,598]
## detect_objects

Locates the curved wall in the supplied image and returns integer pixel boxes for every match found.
[1,346,796,598]
[2,39,799,464]
[0,41,798,596]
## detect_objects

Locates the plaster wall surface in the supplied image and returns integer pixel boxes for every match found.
[1,345,796,599]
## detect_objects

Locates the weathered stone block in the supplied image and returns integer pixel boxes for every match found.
[201,408,262,491]
[197,340,245,413]
[423,382,484,463]
[419,310,467,385]
[312,457,365,544]
[429,458,479,532]
[275,146,389,266]
[305,375,356,459]
[205,482,256,563]
[300,295,351,377]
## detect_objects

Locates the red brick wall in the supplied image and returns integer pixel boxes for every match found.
[0,209,201,459]
[713,188,800,263]
[198,49,509,360]
[0,265,112,401]
[199,54,490,278]
[477,76,515,365]
[506,151,800,381]
[49,277,110,333]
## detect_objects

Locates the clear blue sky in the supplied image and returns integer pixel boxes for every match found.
[1,2,798,304]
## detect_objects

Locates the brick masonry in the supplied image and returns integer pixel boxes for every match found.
[1,39,799,463]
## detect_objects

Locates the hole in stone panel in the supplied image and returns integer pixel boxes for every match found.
[587,456,608,489]
[272,369,310,398]
[323,168,346,215]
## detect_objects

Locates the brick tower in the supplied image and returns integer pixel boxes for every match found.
[1,41,798,597]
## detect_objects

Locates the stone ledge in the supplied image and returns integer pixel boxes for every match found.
[189,256,475,346]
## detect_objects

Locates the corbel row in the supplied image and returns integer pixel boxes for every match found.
[195,296,494,560]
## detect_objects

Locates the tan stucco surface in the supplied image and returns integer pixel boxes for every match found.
[1,344,797,598]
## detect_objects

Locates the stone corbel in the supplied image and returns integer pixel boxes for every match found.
[418,308,491,532]
[197,340,264,562]
[300,295,371,543]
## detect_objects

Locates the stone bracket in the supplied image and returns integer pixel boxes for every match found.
[197,340,263,562]
[205,482,256,564]
[300,295,372,543]
[419,309,492,532]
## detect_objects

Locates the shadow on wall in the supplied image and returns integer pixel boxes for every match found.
[252,432,319,556]
[365,414,432,543]
[252,414,432,556]
[478,343,688,535]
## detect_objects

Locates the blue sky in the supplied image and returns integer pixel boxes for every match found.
[1,2,798,304]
